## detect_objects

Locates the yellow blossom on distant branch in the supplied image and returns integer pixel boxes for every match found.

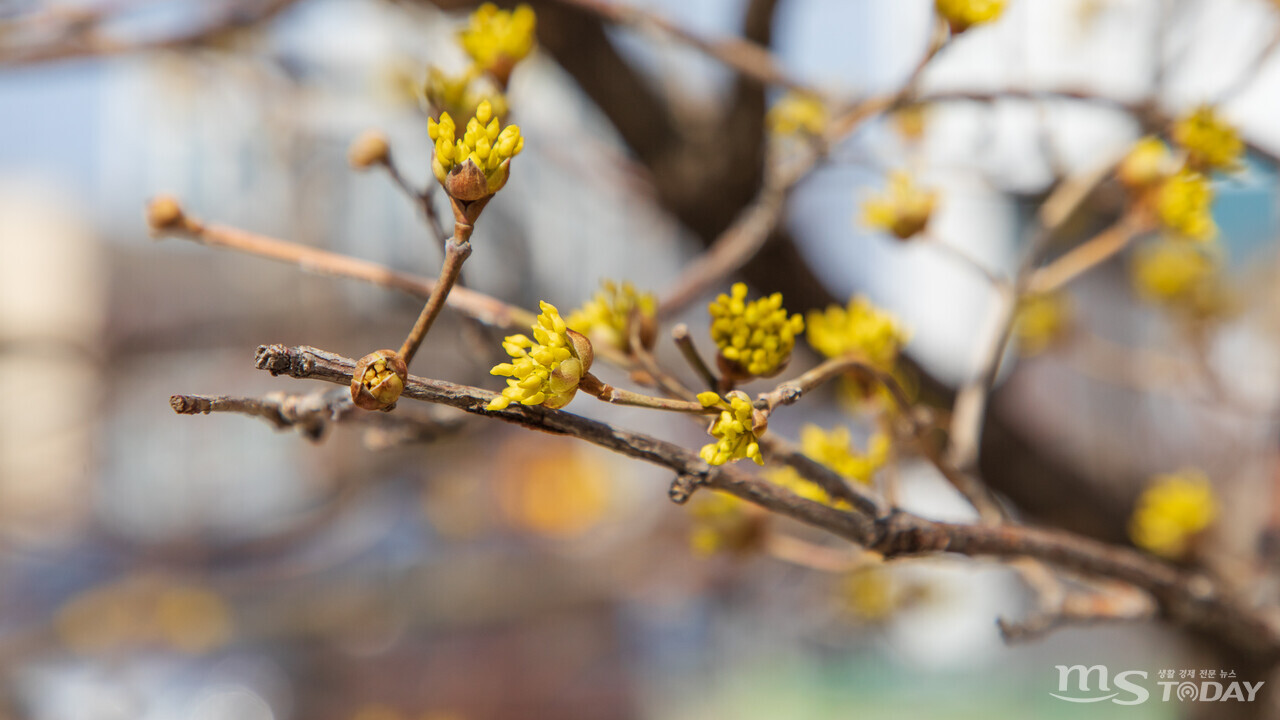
[1117,136,1174,190]
[861,171,937,241]
[936,0,1006,33]
[807,295,909,369]
[1172,105,1243,172]
[497,442,610,538]
[459,3,537,87]
[1131,240,1215,305]
[892,103,928,143]
[687,491,760,555]
[1130,469,1217,559]
[424,65,508,124]
[567,279,657,353]
[1155,170,1216,242]
[840,566,896,621]
[428,99,524,201]
[488,301,592,411]
[697,390,765,466]
[708,283,805,379]
[1014,291,1072,355]
[767,91,827,137]
[765,425,889,509]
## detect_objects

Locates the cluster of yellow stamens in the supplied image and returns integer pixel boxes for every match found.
[767,92,827,137]
[806,295,908,370]
[708,283,804,378]
[428,100,524,198]
[1172,105,1243,172]
[861,171,937,241]
[487,302,590,411]
[697,391,765,466]
[458,3,537,86]
[765,425,889,509]
[1155,169,1216,242]
[567,280,657,353]
[1129,469,1217,559]
[935,0,1006,33]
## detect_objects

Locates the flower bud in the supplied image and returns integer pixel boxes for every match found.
[146,195,187,233]
[351,349,408,411]
[348,130,390,170]
[445,159,491,202]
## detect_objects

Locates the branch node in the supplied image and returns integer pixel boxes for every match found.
[668,473,704,504]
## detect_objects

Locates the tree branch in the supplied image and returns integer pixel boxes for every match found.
[243,342,1280,661]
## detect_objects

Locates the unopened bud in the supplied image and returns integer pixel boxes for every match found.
[146,195,186,233]
[348,130,390,170]
[351,349,408,411]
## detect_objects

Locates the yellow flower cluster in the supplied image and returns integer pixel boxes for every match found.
[862,171,937,240]
[1014,291,1072,356]
[807,295,908,369]
[1155,169,1216,242]
[496,443,609,538]
[488,301,589,411]
[708,283,805,378]
[1131,241,1215,304]
[1172,105,1243,172]
[56,576,232,655]
[424,66,507,125]
[892,103,928,143]
[1117,136,1175,190]
[1129,469,1217,559]
[697,391,764,466]
[767,92,827,137]
[428,100,524,197]
[936,0,1006,33]
[687,491,759,555]
[567,279,657,353]
[458,3,537,86]
[766,425,889,509]
[840,566,897,621]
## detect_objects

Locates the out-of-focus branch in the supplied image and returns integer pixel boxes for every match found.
[146,197,535,331]
[552,0,812,94]
[947,210,1149,473]
[1027,214,1150,294]
[170,388,464,443]
[0,0,305,66]
[999,575,1158,644]
[246,342,1280,662]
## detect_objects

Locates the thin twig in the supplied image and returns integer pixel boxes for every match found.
[656,18,945,320]
[552,0,814,94]
[1027,214,1148,294]
[920,232,1010,290]
[170,388,464,444]
[627,311,700,402]
[398,232,472,365]
[148,202,535,330]
[382,153,451,246]
[756,356,876,414]
[579,373,712,413]
[672,323,719,391]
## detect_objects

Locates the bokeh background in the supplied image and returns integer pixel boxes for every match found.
[2,0,1279,718]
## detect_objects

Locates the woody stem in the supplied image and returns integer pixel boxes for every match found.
[398,222,474,365]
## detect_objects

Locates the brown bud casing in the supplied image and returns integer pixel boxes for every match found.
[351,349,408,411]
[445,160,490,203]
